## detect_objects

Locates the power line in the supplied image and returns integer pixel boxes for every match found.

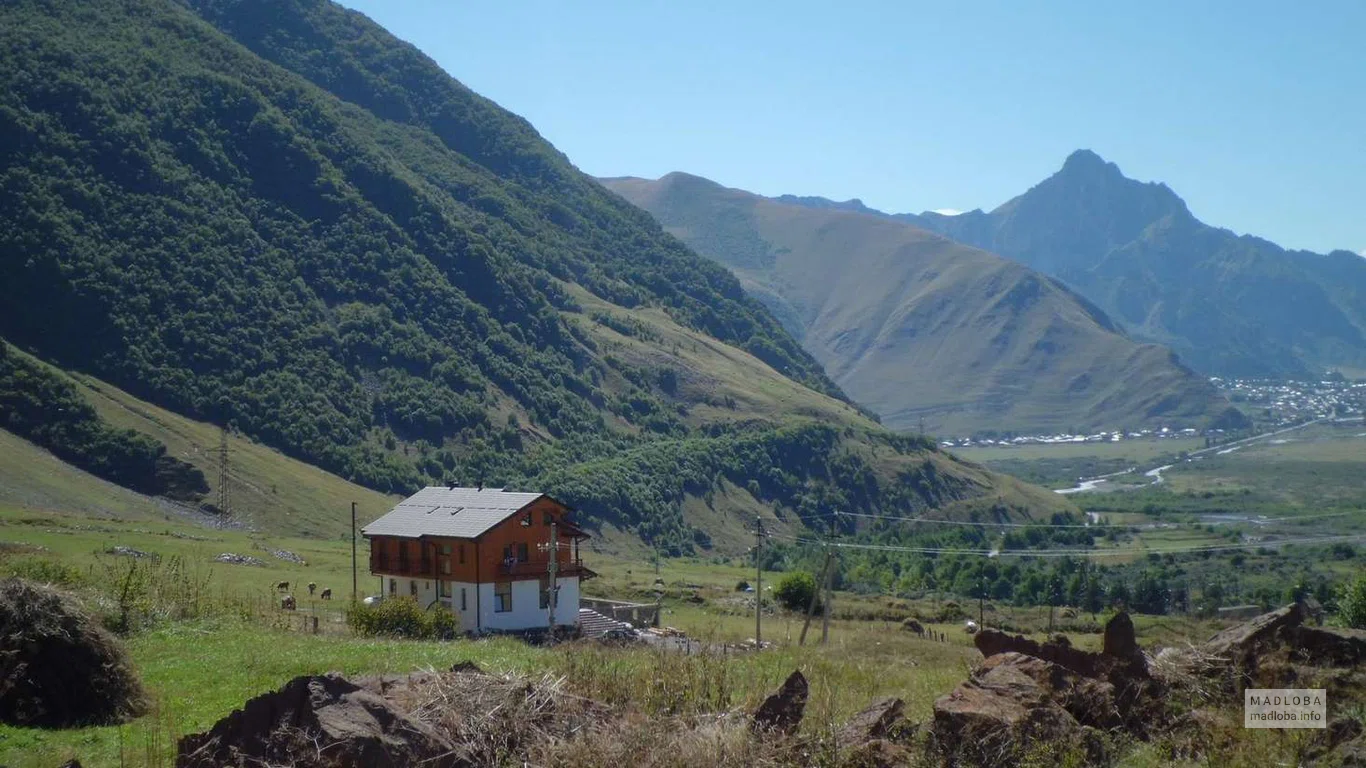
[762,530,1366,559]
[803,509,1359,530]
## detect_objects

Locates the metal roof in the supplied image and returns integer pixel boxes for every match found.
[361,487,548,539]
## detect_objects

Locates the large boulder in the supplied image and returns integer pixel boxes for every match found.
[840,738,912,768]
[937,613,1167,763]
[974,629,1106,678]
[1102,612,1141,661]
[974,612,1147,680]
[1293,626,1366,667]
[176,674,457,768]
[932,652,1114,765]
[1203,602,1305,664]
[973,612,1157,728]
[839,697,909,744]
[1195,603,1366,692]
[752,670,808,736]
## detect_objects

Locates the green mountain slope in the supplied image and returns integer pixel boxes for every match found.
[1,342,397,537]
[600,173,1233,436]
[898,150,1366,378]
[0,0,1072,552]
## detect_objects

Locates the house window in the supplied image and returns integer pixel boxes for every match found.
[441,544,452,555]
[461,588,468,612]
[518,542,529,562]
[495,582,512,612]
[389,578,396,595]
[439,580,451,598]
[458,545,465,565]
[410,580,418,597]
[543,510,554,526]
[442,560,451,575]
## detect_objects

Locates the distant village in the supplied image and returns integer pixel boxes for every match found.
[942,376,1365,448]
[1216,376,1366,425]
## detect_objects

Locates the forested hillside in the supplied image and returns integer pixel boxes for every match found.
[601,173,1234,436]
[0,0,1070,552]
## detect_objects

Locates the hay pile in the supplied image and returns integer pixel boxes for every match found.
[177,665,803,768]
[395,666,609,764]
[0,578,148,727]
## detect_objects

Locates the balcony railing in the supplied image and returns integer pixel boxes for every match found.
[497,558,587,578]
[371,553,436,578]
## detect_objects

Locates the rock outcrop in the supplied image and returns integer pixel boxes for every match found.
[933,613,1163,765]
[1199,602,1366,693]
[840,697,910,743]
[932,652,1111,765]
[752,671,808,736]
[837,698,913,767]
[176,674,457,768]
[1203,602,1305,666]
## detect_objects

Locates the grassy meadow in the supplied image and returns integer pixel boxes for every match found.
[1,398,1363,765]
[0,502,990,767]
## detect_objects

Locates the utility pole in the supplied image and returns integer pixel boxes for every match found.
[351,502,358,603]
[821,513,838,644]
[537,521,563,642]
[217,426,231,518]
[653,545,663,628]
[799,549,832,646]
[979,574,986,628]
[754,516,764,646]
[547,520,559,641]
[800,512,839,646]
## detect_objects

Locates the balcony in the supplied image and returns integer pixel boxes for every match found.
[497,558,590,579]
[370,553,436,578]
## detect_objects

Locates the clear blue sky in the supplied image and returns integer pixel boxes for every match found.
[340,0,1365,256]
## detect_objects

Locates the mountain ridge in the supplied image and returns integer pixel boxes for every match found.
[770,151,1366,378]
[599,172,1235,436]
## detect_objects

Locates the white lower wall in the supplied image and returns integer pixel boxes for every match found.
[374,575,581,634]
[380,575,440,608]
[475,577,581,632]
[556,577,580,625]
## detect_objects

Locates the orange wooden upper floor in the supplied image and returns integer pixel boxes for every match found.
[364,493,590,582]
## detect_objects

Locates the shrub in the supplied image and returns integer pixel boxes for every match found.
[773,571,818,612]
[1,558,86,588]
[1337,573,1366,629]
[346,597,458,639]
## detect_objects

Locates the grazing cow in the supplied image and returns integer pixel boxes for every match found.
[964,620,979,635]
[308,582,317,596]
[276,581,289,592]
[320,588,332,601]
[281,595,296,611]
